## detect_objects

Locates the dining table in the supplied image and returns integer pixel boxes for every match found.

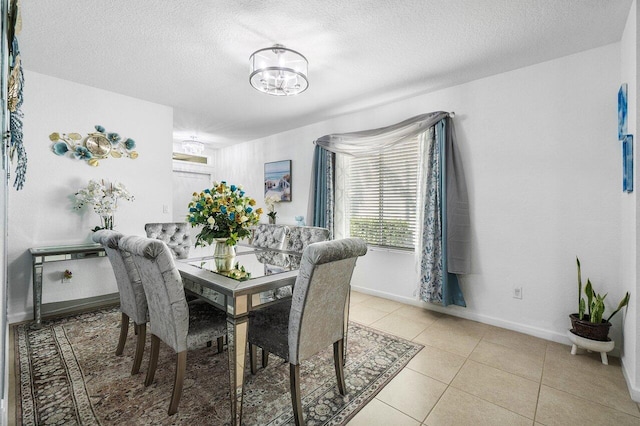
[176,244,302,426]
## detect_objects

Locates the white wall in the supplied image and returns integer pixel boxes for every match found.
[621,0,640,401]
[171,142,216,221]
[214,44,624,350]
[7,71,174,323]
[211,132,315,225]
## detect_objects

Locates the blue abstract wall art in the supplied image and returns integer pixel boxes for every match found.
[618,83,628,141]
[623,134,633,193]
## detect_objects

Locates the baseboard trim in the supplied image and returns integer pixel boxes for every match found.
[350,285,575,349]
[8,293,120,324]
[622,358,640,402]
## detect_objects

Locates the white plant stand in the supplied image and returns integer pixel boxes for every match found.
[567,330,615,365]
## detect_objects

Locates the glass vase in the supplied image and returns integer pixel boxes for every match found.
[101,215,114,230]
[213,237,236,272]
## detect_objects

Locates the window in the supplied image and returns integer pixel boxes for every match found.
[348,136,419,250]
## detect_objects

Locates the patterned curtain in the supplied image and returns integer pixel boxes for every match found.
[418,127,443,303]
[418,120,466,307]
[308,145,335,238]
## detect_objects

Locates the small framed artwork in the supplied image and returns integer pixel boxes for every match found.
[618,83,628,141]
[264,160,292,201]
[623,134,633,193]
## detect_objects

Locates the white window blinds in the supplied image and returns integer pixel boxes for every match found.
[348,136,419,250]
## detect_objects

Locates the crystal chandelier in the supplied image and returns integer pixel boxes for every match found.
[181,137,205,155]
[249,44,308,96]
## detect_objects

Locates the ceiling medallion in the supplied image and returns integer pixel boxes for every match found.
[249,44,308,96]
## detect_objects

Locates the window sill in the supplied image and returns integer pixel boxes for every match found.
[367,246,414,255]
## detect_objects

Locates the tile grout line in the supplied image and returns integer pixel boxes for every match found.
[444,343,532,422]
[420,336,479,423]
[464,340,546,383]
[372,397,423,424]
[532,342,549,425]
[447,358,539,421]
[539,379,640,419]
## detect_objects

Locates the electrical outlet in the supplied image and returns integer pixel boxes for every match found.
[513,287,523,299]
[162,204,169,214]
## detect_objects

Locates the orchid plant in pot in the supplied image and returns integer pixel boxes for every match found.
[73,179,134,232]
[264,194,280,224]
[570,257,630,341]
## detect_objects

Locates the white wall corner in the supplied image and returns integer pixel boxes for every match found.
[0,398,6,426]
[622,357,640,402]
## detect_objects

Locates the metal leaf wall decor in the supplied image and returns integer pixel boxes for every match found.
[50,125,139,167]
[7,0,27,190]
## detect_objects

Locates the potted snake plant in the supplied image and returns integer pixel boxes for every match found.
[569,257,630,341]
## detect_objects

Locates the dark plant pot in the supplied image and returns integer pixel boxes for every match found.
[569,313,612,341]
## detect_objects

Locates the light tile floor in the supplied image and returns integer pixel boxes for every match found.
[346,291,640,426]
[9,292,639,425]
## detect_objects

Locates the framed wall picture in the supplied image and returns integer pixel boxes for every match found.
[264,160,292,201]
[618,83,628,141]
[623,134,633,193]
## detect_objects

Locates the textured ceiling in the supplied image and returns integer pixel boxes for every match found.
[20,0,632,147]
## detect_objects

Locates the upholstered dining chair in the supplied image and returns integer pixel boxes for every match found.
[92,230,148,375]
[252,224,292,303]
[282,225,330,285]
[263,225,331,301]
[119,235,228,416]
[246,238,367,426]
[285,225,330,253]
[251,223,290,249]
[144,222,192,259]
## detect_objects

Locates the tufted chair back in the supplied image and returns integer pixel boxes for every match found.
[289,238,367,364]
[120,235,190,353]
[120,235,228,416]
[92,230,147,325]
[285,226,330,252]
[252,224,290,249]
[245,238,367,425]
[144,222,192,259]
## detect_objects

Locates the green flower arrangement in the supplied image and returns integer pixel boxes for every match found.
[187,181,263,246]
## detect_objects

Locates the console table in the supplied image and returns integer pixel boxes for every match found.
[30,243,106,327]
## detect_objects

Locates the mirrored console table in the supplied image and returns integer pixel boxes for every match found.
[29,243,106,327]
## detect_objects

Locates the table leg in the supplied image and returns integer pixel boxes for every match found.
[32,258,43,328]
[227,315,248,425]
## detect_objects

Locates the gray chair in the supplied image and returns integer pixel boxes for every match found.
[246,238,367,426]
[92,230,148,375]
[251,224,290,249]
[119,235,228,416]
[253,224,292,302]
[281,226,330,291]
[144,222,192,259]
[285,225,330,252]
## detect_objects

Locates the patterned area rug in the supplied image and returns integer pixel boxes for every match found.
[14,307,422,425]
